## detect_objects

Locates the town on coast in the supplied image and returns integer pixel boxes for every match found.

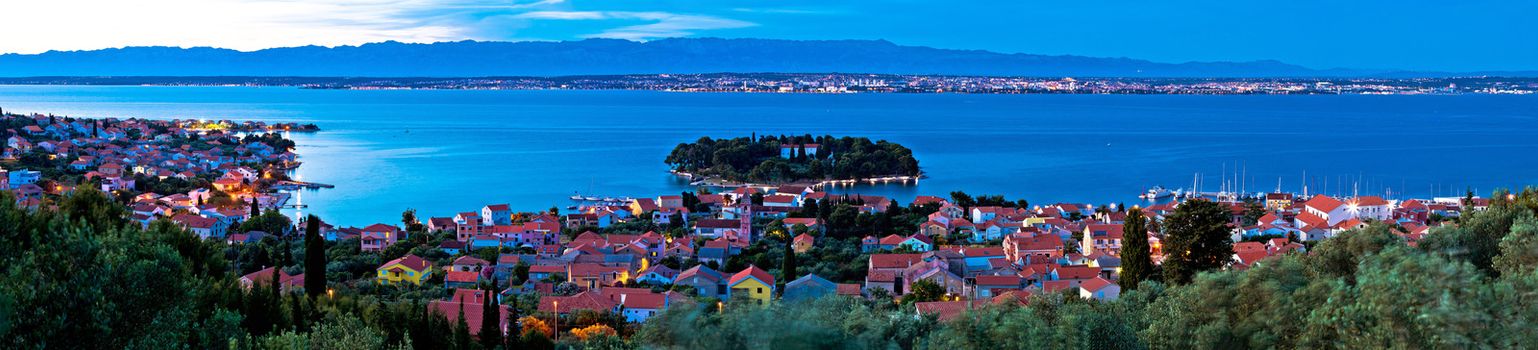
[2,110,1530,348]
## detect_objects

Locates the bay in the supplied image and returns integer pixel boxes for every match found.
[1,85,1535,226]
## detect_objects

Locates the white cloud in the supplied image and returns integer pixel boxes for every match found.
[0,0,757,53]
[0,0,563,53]
[514,11,608,20]
[512,11,757,41]
[730,7,833,15]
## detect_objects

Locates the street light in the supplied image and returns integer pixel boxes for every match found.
[552,300,559,342]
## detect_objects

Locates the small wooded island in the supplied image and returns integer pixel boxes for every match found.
[665,134,921,184]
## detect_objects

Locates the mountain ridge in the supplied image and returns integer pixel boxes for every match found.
[0,38,1529,78]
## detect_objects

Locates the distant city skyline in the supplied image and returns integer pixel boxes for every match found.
[4,0,1535,72]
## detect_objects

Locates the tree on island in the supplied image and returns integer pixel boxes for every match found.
[1161,199,1235,284]
[1119,207,1154,290]
[664,135,919,184]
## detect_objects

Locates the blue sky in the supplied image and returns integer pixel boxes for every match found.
[4,0,1535,71]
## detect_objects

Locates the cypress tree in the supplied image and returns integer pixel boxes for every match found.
[782,232,797,294]
[478,284,502,348]
[282,238,293,267]
[288,292,304,332]
[250,259,281,335]
[1119,207,1154,290]
[504,298,522,349]
[454,301,472,350]
[250,198,260,218]
[304,215,326,299]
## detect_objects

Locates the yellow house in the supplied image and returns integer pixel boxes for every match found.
[378,254,433,285]
[726,266,776,305]
[1021,216,1051,227]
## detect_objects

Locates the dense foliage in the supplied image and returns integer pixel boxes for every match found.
[0,189,467,349]
[665,135,920,183]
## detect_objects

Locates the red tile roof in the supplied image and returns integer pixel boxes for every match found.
[915,300,984,321]
[539,291,615,313]
[1233,241,1267,253]
[364,223,399,233]
[1351,196,1389,207]
[836,283,863,296]
[1053,266,1101,280]
[445,271,481,283]
[1304,195,1345,212]
[869,254,924,269]
[1080,276,1117,292]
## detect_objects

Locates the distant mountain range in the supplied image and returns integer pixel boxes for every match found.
[0,38,1531,78]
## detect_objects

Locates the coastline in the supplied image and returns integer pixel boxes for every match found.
[2,74,1534,95]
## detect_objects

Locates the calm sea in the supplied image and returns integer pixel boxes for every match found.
[1,85,1535,226]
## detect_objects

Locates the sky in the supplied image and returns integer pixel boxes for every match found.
[1,0,1534,72]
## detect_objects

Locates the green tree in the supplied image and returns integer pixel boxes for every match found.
[948,191,975,209]
[402,209,425,234]
[304,215,327,299]
[1309,222,1402,280]
[307,314,390,350]
[1120,207,1154,290]
[1493,213,1538,277]
[1304,246,1500,348]
[479,283,503,348]
[900,280,944,305]
[521,331,554,350]
[782,234,798,291]
[1241,198,1266,226]
[1420,204,1524,275]
[453,301,473,350]
[241,209,293,236]
[1161,199,1234,284]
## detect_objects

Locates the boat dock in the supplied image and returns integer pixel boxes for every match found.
[275,180,335,190]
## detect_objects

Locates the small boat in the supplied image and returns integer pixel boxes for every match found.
[565,205,578,210]
[1141,186,1174,200]
[569,193,584,200]
[584,196,601,201]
